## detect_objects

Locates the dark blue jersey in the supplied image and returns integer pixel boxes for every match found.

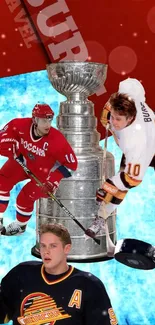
[0,261,118,325]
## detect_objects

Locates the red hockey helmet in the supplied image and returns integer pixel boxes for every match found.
[32,103,54,119]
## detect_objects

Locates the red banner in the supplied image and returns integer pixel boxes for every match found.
[1,0,155,138]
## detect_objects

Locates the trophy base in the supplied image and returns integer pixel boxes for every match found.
[31,245,114,263]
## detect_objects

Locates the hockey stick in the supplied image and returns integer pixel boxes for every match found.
[102,123,116,257]
[15,157,100,245]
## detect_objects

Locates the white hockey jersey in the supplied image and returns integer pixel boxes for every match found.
[111,100,155,191]
[100,78,155,217]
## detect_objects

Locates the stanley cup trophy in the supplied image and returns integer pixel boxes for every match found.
[31,61,116,262]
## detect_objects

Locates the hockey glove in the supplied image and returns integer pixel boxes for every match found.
[42,180,59,195]
[96,188,107,203]
[0,140,19,159]
[96,180,118,204]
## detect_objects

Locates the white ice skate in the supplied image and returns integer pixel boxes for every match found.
[4,221,27,236]
[85,216,105,238]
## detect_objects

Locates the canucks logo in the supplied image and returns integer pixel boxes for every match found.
[18,292,71,325]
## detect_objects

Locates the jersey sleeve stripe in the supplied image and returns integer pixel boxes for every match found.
[100,104,111,127]
[121,172,142,188]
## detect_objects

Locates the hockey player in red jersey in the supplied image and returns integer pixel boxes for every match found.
[0,223,118,325]
[86,78,155,237]
[0,103,78,235]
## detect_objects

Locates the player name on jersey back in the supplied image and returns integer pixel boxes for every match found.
[140,103,152,122]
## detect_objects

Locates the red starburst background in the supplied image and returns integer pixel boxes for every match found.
[0,0,155,139]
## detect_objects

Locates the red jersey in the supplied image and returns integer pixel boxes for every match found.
[0,118,78,183]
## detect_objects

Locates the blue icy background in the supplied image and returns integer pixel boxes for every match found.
[0,70,154,325]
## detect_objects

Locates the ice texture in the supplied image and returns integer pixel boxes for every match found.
[0,70,154,325]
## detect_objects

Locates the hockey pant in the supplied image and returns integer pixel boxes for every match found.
[0,159,49,224]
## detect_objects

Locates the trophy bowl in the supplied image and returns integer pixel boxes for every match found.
[47,61,108,98]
